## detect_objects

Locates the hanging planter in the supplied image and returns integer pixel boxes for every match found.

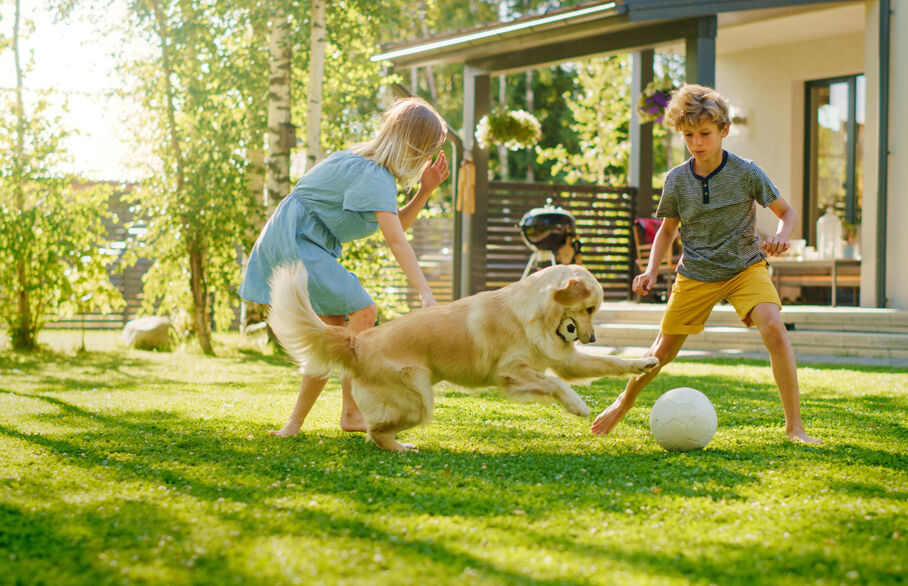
[475,108,542,151]
[636,78,677,124]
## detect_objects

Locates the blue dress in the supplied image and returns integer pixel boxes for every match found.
[238,150,399,316]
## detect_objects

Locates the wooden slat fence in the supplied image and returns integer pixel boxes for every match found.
[484,181,636,300]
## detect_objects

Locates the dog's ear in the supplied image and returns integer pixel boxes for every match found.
[553,277,591,305]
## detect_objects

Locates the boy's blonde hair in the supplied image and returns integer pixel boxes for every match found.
[352,97,447,191]
[664,84,731,132]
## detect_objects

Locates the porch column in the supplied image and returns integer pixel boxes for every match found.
[461,65,490,297]
[629,49,655,218]
[685,16,717,87]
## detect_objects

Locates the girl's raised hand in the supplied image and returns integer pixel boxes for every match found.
[420,151,449,193]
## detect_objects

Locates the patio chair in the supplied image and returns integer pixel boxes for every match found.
[632,218,680,302]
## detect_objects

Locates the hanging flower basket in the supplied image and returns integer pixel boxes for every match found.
[636,78,677,124]
[475,109,542,151]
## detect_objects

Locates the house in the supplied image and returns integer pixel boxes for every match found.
[372,0,906,310]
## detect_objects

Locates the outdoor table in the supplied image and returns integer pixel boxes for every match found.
[767,257,861,307]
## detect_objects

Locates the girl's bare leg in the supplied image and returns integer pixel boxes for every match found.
[269,314,347,437]
[338,304,378,432]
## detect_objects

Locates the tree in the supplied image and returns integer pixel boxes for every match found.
[121,0,267,353]
[266,5,293,204]
[537,55,632,185]
[0,0,119,350]
[304,0,326,170]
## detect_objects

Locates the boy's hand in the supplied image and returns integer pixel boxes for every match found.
[761,235,790,257]
[632,272,658,295]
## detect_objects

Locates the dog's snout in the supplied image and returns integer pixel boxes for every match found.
[588,332,596,343]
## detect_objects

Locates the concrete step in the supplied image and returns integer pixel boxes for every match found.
[596,302,908,333]
[593,303,908,361]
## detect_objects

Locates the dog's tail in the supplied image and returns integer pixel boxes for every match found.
[267,262,356,377]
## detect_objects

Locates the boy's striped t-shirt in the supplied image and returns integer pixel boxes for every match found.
[656,150,779,282]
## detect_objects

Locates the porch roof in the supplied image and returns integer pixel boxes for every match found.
[372,0,855,73]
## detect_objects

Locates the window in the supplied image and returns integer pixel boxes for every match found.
[803,74,865,244]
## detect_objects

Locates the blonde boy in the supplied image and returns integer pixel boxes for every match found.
[591,84,818,443]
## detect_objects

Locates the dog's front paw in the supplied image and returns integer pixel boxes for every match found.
[563,396,591,417]
[629,356,660,373]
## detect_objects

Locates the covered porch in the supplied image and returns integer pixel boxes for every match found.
[372,0,895,309]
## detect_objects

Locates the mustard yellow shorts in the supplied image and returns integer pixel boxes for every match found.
[661,260,781,335]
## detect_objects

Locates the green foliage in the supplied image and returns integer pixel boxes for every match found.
[1,330,906,584]
[0,43,120,351]
[120,1,268,337]
[537,55,632,185]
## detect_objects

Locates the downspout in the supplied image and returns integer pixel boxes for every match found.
[876,0,891,307]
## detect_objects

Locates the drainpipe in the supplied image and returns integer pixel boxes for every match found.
[876,0,891,307]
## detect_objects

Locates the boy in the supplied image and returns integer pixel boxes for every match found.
[591,84,818,443]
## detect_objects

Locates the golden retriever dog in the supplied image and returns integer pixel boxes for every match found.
[267,262,659,452]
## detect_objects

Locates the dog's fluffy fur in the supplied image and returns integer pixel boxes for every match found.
[268,262,659,452]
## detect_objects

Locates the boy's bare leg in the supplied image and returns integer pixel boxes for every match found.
[749,303,819,444]
[591,332,687,435]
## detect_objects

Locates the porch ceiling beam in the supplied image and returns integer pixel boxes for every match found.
[624,0,855,21]
[466,18,702,74]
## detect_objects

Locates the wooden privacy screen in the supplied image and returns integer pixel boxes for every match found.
[484,181,637,300]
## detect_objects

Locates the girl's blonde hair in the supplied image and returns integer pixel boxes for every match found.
[664,84,731,132]
[351,97,447,191]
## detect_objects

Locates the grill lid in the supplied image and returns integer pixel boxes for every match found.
[517,200,576,252]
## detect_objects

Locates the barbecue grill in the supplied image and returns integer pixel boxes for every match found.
[517,200,580,278]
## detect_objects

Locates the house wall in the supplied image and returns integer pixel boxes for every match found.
[712,1,907,309]
[883,0,908,308]
[714,32,865,242]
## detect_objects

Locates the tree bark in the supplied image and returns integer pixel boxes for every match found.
[305,0,327,170]
[417,1,437,103]
[11,0,33,349]
[266,6,292,205]
[151,0,213,354]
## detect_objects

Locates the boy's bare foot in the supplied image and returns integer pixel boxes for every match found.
[340,410,367,433]
[591,401,625,435]
[787,428,821,444]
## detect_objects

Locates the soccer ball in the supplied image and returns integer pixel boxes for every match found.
[649,387,717,451]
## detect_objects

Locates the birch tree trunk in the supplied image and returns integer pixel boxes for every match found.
[151,0,213,354]
[11,0,33,349]
[266,7,292,205]
[497,74,509,180]
[417,0,437,103]
[305,0,327,170]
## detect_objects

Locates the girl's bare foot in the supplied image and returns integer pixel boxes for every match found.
[787,428,821,444]
[268,422,302,437]
[340,410,367,433]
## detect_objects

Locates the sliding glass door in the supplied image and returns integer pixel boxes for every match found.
[803,75,864,244]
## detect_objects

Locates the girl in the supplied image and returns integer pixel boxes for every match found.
[239,97,449,437]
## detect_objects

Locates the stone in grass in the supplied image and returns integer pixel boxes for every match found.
[122,316,173,350]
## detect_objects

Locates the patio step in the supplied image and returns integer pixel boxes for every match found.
[593,302,908,362]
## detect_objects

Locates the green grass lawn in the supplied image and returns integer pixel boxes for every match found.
[1,330,906,585]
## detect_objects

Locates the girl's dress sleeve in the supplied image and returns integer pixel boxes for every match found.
[342,167,399,214]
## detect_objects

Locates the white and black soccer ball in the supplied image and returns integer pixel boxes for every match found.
[649,387,717,452]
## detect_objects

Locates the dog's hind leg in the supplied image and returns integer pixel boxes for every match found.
[497,364,590,417]
[354,368,434,453]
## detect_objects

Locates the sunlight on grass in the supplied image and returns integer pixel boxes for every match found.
[1,330,906,585]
